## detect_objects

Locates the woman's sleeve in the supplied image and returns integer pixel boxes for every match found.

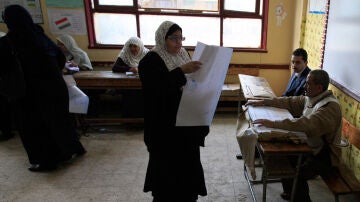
[57,49,66,70]
[112,57,130,73]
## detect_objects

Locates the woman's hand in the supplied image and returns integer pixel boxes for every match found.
[68,61,78,67]
[180,61,202,74]
[129,67,138,73]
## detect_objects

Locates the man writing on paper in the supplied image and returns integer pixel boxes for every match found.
[246,69,341,201]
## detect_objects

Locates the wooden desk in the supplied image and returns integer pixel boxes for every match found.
[73,71,141,90]
[244,141,312,202]
[72,71,143,132]
[238,108,312,202]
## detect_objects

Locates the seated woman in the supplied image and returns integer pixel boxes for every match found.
[112,37,149,73]
[56,34,93,71]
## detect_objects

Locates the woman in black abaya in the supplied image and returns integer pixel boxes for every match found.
[0,5,86,171]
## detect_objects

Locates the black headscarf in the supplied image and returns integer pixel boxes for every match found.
[2,4,59,56]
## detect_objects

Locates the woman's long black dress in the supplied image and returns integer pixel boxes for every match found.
[0,28,85,168]
[139,52,209,201]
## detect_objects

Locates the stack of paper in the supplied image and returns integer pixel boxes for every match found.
[248,106,307,143]
[62,75,89,114]
[248,85,274,98]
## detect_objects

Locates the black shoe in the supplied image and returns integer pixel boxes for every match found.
[76,148,87,156]
[236,154,243,160]
[0,132,15,141]
[280,192,290,201]
[28,164,57,172]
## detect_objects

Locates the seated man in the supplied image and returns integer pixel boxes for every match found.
[236,48,311,160]
[246,69,341,201]
[282,48,311,96]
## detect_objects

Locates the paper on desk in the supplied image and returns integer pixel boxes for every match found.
[248,105,293,121]
[65,62,79,72]
[248,85,274,98]
[222,83,240,90]
[248,106,307,143]
[176,42,233,126]
[68,85,89,114]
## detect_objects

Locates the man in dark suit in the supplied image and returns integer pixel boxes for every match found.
[283,48,311,96]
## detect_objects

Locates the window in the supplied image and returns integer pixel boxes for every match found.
[84,0,268,51]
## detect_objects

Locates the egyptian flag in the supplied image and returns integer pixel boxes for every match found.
[55,17,71,30]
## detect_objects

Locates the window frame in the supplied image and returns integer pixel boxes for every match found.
[84,0,269,52]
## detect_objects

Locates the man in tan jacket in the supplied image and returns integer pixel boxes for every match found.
[248,69,342,201]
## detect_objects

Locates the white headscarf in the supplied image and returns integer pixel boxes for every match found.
[118,37,149,68]
[57,34,93,70]
[152,21,191,71]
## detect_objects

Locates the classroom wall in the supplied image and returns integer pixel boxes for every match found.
[301,0,360,181]
[0,0,302,96]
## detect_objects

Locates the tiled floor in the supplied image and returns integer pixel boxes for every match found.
[0,113,358,202]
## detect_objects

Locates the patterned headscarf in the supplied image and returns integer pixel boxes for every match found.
[118,37,149,68]
[152,21,191,71]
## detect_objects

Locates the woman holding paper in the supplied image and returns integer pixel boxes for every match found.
[138,21,209,201]
[0,5,85,172]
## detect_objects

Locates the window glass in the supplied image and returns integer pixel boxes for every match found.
[223,18,261,48]
[94,13,137,45]
[86,0,267,50]
[139,0,219,11]
[139,15,220,46]
[99,0,133,6]
[224,0,256,12]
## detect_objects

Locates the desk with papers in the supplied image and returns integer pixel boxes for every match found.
[236,75,311,201]
[72,71,143,133]
[238,108,312,202]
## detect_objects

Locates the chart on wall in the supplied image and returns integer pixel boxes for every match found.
[0,0,43,23]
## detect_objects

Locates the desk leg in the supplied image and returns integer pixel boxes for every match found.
[262,157,268,202]
[244,163,258,202]
[290,154,303,202]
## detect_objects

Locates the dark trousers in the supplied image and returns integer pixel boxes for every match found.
[0,96,13,135]
[281,145,332,202]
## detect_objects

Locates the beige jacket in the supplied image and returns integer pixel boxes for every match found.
[264,90,342,154]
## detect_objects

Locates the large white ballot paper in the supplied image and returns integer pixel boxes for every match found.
[248,105,307,143]
[176,42,233,126]
[63,75,89,114]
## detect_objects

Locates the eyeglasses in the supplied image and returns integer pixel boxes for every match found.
[167,35,185,42]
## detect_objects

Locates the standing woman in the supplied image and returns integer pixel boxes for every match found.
[112,36,149,73]
[138,21,208,201]
[56,34,93,70]
[0,5,86,171]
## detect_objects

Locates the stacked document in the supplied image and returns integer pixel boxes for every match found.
[63,75,89,114]
[248,106,307,144]
[248,85,274,98]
